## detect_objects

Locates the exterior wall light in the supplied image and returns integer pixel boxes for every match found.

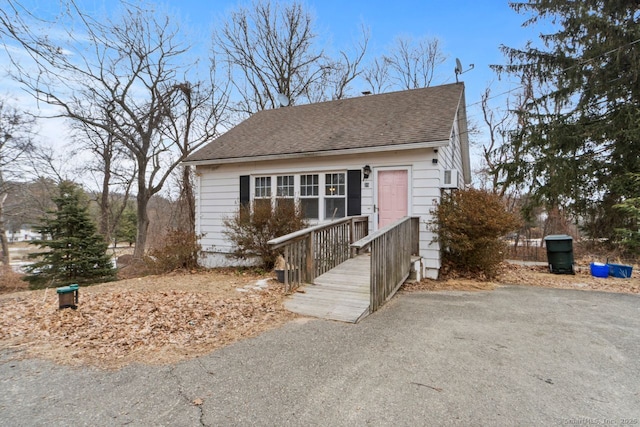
[363,165,372,179]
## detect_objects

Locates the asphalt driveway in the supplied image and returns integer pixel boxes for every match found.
[1,285,639,426]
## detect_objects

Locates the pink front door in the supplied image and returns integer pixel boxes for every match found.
[377,170,408,228]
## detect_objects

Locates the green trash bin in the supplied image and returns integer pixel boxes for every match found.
[544,235,575,275]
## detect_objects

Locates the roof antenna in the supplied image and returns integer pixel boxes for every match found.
[277,93,290,107]
[454,58,474,83]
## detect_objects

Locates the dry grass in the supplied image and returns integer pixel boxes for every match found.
[0,269,296,369]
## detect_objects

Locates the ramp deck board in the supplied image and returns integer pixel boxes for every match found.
[284,254,371,323]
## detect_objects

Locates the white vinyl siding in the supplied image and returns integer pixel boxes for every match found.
[437,110,465,189]
[195,148,445,277]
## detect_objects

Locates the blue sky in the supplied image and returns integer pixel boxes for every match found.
[172,0,544,107]
[4,0,547,103]
[1,0,551,173]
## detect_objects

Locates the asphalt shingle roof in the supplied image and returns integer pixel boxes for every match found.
[186,83,465,163]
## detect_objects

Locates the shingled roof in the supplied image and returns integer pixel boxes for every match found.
[186,83,466,164]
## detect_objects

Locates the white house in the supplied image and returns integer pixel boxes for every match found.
[9,228,42,242]
[184,83,471,279]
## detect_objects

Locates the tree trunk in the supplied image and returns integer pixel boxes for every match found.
[99,161,111,242]
[181,166,196,233]
[133,189,150,259]
[0,193,10,267]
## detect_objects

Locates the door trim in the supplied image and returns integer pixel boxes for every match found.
[373,166,412,231]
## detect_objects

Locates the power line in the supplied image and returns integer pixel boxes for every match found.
[466,36,640,109]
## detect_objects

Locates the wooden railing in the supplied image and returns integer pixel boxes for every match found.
[268,216,369,292]
[351,216,420,312]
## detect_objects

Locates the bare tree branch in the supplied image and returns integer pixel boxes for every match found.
[363,57,393,94]
[364,35,447,93]
[385,36,447,89]
[0,96,37,266]
[1,1,229,257]
[316,25,370,101]
[215,0,331,113]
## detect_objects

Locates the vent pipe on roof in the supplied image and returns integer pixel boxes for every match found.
[277,93,290,107]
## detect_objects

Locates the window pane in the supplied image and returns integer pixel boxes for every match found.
[277,175,294,197]
[325,173,345,196]
[301,174,318,196]
[301,198,319,219]
[325,198,345,219]
[255,177,271,198]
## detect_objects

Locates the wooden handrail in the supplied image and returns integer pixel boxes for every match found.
[268,216,367,249]
[350,216,420,253]
[351,216,420,312]
[268,215,369,292]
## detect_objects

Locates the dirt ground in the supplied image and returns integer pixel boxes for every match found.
[1,262,638,370]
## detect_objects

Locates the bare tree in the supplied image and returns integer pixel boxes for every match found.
[478,87,512,196]
[364,35,447,93]
[386,36,447,89]
[479,70,555,206]
[478,78,535,202]
[158,74,229,233]
[3,178,58,232]
[216,0,366,112]
[0,1,228,258]
[310,26,369,102]
[0,97,36,267]
[69,116,136,244]
[362,57,393,94]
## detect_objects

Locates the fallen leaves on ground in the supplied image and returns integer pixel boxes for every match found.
[0,270,296,369]
[403,262,640,294]
[499,263,640,294]
[3,263,639,370]
[402,278,497,292]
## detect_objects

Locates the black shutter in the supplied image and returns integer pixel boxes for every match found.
[347,169,361,216]
[239,175,250,208]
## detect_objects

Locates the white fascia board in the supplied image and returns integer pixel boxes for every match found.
[183,139,450,167]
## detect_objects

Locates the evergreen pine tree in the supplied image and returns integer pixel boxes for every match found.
[115,207,137,247]
[25,181,116,288]
[493,1,640,245]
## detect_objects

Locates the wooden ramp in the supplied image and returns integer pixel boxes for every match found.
[284,254,370,323]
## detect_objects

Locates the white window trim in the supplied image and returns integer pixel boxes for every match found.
[250,171,348,221]
[300,174,320,220]
[276,174,295,198]
[254,176,272,199]
[323,172,346,220]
